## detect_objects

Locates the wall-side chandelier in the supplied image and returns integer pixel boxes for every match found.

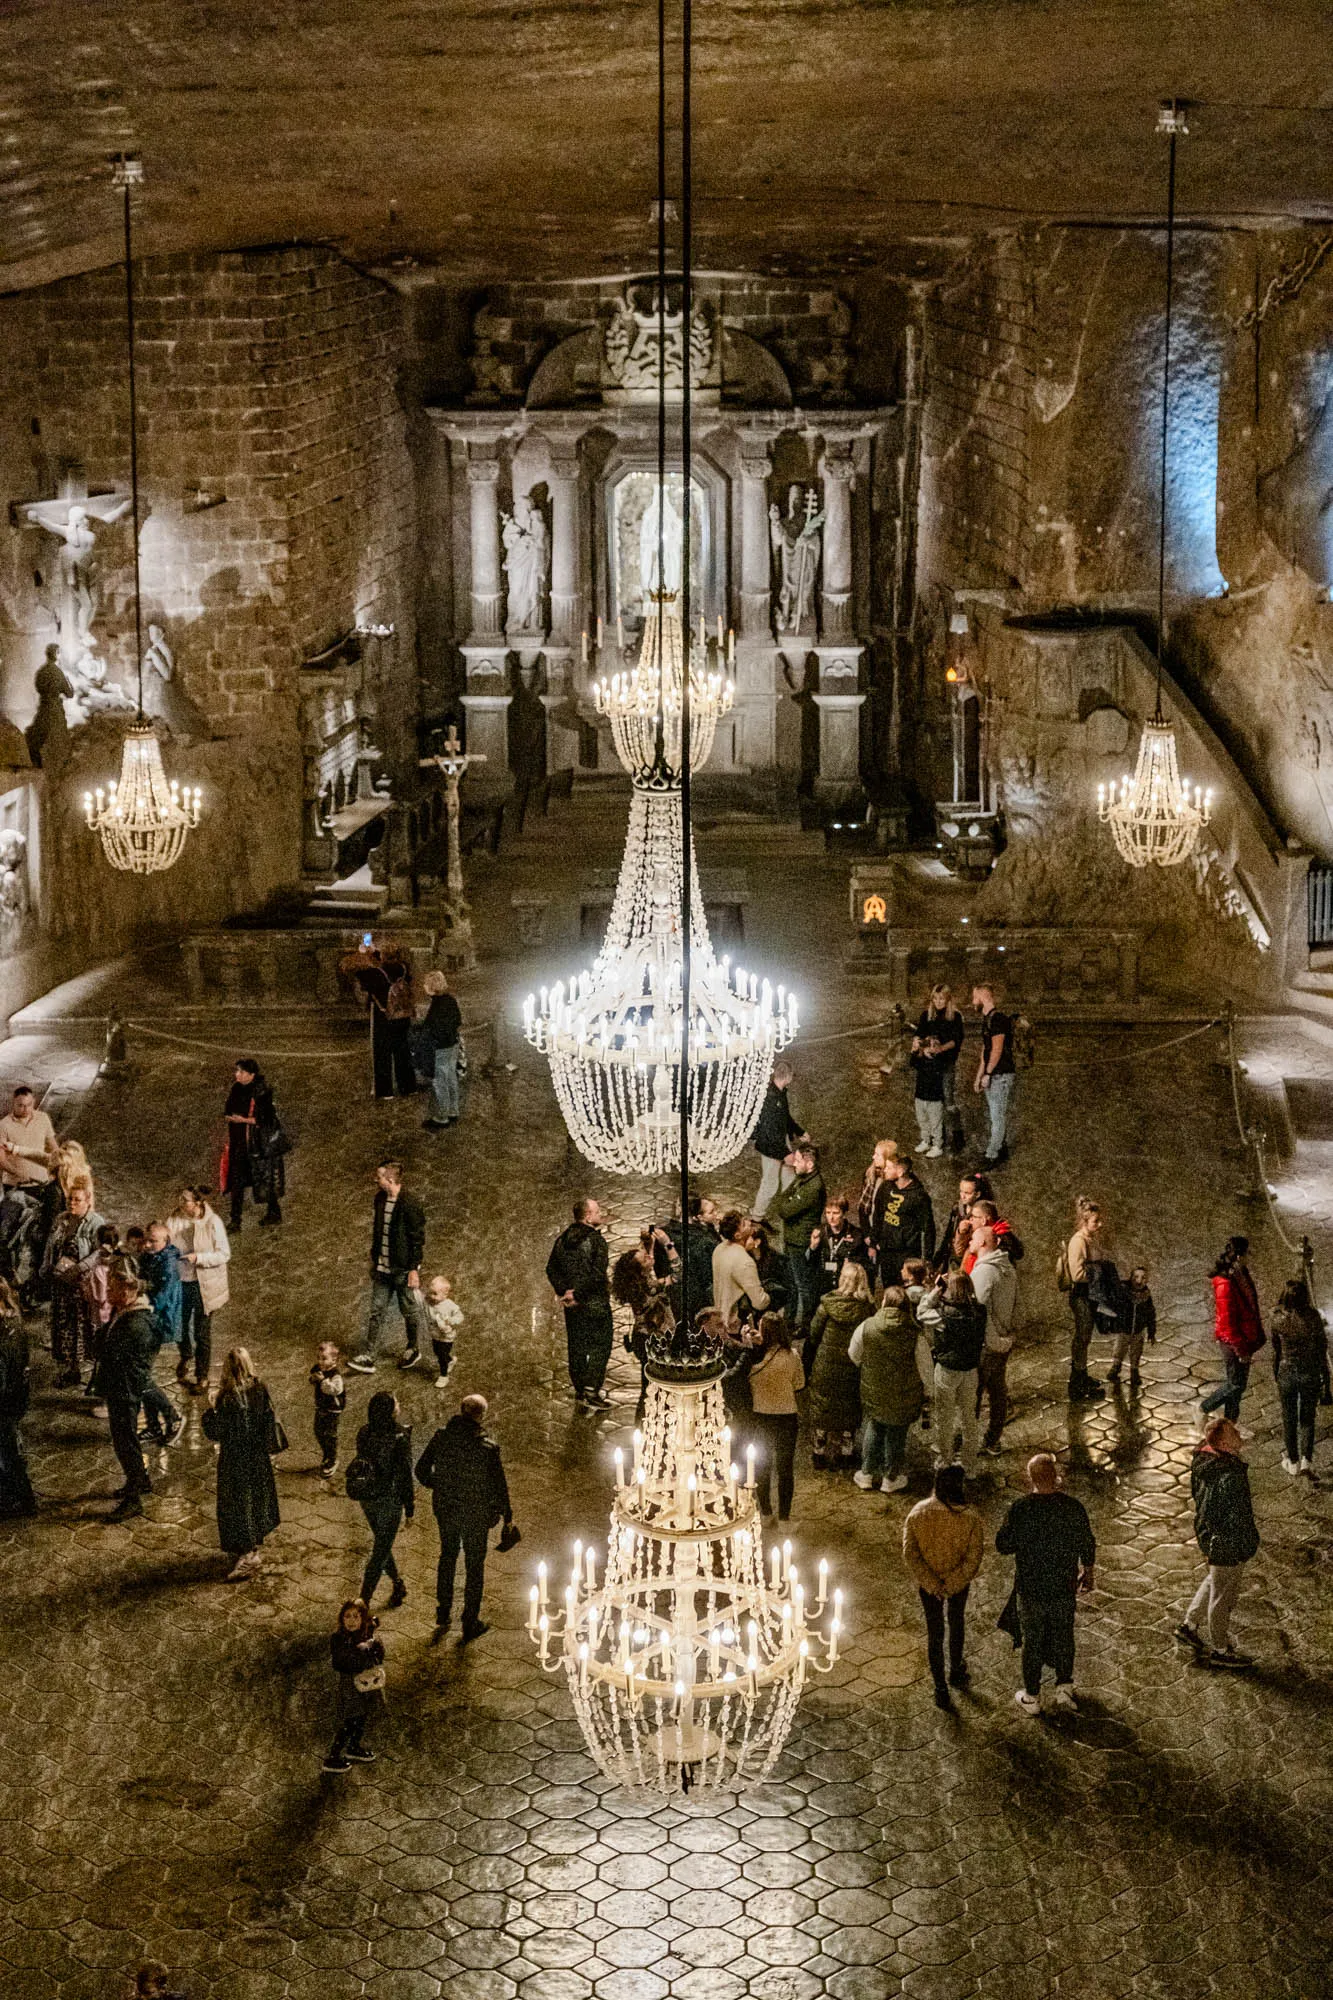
[521,0,797,1174]
[1098,102,1213,870]
[85,156,202,875]
[531,1323,840,1795]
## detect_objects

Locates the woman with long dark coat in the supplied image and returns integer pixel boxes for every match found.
[202,1345,282,1580]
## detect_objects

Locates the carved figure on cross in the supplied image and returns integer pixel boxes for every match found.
[419,727,487,907]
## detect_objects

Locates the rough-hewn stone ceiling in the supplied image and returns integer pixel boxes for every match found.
[4,0,1332,294]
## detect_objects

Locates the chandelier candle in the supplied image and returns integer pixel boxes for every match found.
[531,1323,842,1795]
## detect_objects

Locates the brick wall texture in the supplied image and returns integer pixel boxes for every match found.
[918,240,1034,592]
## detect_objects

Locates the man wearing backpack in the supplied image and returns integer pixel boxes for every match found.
[415,1393,514,1641]
[971,985,1018,1167]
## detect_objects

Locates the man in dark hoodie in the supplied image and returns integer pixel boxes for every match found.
[546,1198,613,1409]
[1175,1416,1260,1669]
[874,1151,936,1275]
[415,1392,513,1640]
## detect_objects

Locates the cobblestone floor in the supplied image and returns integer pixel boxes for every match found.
[2,850,1333,1996]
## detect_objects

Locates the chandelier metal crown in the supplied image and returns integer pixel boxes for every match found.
[523,594,796,1177]
[530,1335,841,1795]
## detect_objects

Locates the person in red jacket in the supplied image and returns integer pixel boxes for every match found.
[1200,1236,1266,1426]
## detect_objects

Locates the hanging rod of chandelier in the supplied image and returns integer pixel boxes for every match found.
[1098,102,1213,871]
[84,155,202,876]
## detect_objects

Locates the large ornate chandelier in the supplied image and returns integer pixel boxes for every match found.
[1098,103,1214,872]
[522,595,797,1175]
[86,156,202,876]
[530,1325,841,1795]
[1098,722,1210,869]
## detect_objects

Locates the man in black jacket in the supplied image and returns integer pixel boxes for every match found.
[1175,1418,1260,1669]
[751,1061,809,1217]
[546,1198,614,1409]
[350,1161,427,1374]
[874,1153,936,1273]
[415,1393,513,1639]
[996,1453,1096,1714]
[101,1264,165,1519]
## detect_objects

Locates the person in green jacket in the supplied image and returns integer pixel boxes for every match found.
[807,1259,873,1467]
[849,1286,925,1493]
[764,1144,826,1330]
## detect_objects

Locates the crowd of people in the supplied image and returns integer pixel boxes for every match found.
[1,966,1326,1997]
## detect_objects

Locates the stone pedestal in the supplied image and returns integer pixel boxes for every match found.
[812,642,865,795]
[460,694,513,796]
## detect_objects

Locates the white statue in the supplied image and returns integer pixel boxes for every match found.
[603,283,714,398]
[769,484,824,636]
[140,623,210,738]
[23,491,131,681]
[0,830,28,955]
[639,484,684,596]
[501,495,549,633]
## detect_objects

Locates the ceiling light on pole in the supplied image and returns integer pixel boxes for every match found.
[1099,104,1212,869]
[84,157,202,875]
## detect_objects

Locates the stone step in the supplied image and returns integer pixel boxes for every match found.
[1282,983,1333,1049]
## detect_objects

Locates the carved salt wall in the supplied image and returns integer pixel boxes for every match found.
[0,246,417,1024]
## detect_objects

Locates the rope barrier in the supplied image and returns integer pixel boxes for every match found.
[824,1012,1222,1066]
[124,1018,496,1061]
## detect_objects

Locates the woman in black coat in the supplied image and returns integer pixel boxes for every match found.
[201,1345,282,1580]
[351,1390,414,1608]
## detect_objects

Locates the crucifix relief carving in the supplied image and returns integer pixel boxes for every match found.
[20,468,137,718]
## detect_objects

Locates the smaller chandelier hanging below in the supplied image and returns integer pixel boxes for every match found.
[1097,718,1211,870]
[84,726,203,876]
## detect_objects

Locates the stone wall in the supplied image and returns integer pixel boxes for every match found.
[0,245,417,1024]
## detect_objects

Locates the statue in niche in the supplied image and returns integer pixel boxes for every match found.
[640,484,684,597]
[22,489,135,711]
[501,495,549,632]
[769,484,824,635]
[139,624,211,738]
[0,831,27,955]
[24,644,74,769]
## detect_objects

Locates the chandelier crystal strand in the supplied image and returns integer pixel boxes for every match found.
[86,155,202,876]
[529,1329,841,1795]
[1096,102,1214,871]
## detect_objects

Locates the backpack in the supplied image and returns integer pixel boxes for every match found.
[386,974,414,1021]
[344,1454,381,1502]
[1013,1016,1036,1071]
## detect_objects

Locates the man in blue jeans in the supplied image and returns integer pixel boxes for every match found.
[349,1161,427,1374]
[971,984,1016,1166]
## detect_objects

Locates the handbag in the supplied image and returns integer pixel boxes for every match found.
[269,1412,289,1456]
[353,1665,386,1694]
[497,1521,522,1553]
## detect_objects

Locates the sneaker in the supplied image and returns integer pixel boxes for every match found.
[933,1685,953,1710]
[978,1441,1003,1457]
[397,1350,421,1370]
[586,1390,611,1409]
[1299,1457,1314,1474]
[1105,1366,1121,1382]
[387,1580,408,1608]
[1208,1647,1254,1671]
[347,1356,376,1375]
[852,1471,876,1490]
[948,1663,971,1690]
[1052,1685,1079,1712]
[422,1118,448,1131]
[1174,1622,1203,1650]
[322,1754,351,1774]
[110,1496,144,1521]
[343,1745,376,1763]
[914,1141,932,1154]
[317,1463,337,1479]
[164,1415,186,1448]
[880,1474,908,1494]
[434,1375,451,1389]
[1282,1456,1301,1476]
[226,1551,262,1582]
[1237,1426,1254,1441]
[925,1145,944,1158]
[1013,1689,1040,1715]
[259,1210,282,1227]
[460,1620,489,1644]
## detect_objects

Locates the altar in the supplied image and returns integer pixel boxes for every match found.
[427,277,899,806]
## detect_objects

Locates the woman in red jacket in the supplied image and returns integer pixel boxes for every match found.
[1200,1236,1266,1425]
